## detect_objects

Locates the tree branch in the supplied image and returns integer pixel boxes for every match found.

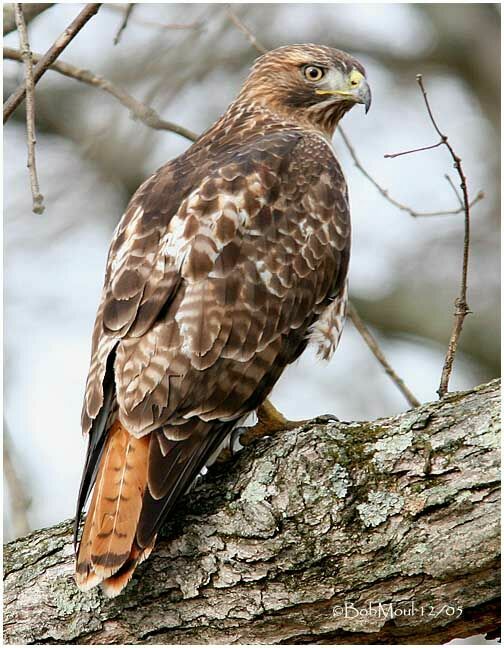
[225,6,267,55]
[347,302,420,408]
[14,3,45,214]
[4,379,500,644]
[112,2,135,46]
[104,3,203,31]
[3,46,198,142]
[338,126,483,218]
[385,75,474,398]
[3,3,102,123]
[383,140,445,159]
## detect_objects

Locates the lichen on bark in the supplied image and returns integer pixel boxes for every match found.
[3,379,500,645]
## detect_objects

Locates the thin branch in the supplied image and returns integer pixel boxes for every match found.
[418,75,472,398]
[4,47,198,142]
[3,3,102,123]
[384,140,444,158]
[130,19,203,31]
[445,174,464,208]
[338,126,484,217]
[14,4,44,214]
[225,6,267,55]
[347,302,420,408]
[105,4,202,31]
[386,75,473,398]
[113,3,134,45]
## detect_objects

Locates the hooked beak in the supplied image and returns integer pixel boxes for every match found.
[315,73,372,114]
[356,78,372,114]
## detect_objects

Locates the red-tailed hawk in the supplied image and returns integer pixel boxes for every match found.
[75,44,371,596]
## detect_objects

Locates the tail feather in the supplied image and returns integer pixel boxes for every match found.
[75,418,234,597]
[75,420,149,592]
[100,536,156,598]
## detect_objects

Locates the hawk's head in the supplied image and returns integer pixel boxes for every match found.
[238,44,371,136]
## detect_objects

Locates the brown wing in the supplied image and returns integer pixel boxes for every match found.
[119,133,348,418]
[75,127,350,592]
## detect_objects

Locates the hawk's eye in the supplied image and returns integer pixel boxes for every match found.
[303,65,325,82]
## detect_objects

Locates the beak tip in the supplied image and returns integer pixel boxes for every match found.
[361,81,372,114]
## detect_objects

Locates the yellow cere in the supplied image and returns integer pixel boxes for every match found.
[315,69,364,97]
[349,69,364,87]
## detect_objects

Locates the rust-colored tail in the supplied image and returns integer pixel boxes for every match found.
[75,420,153,596]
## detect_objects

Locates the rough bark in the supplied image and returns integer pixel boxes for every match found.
[3,379,500,645]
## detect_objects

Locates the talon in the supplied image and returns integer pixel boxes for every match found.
[238,399,293,447]
[226,402,340,455]
[215,425,245,463]
[230,425,247,452]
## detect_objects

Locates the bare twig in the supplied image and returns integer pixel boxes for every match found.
[14,4,44,214]
[4,47,198,142]
[338,126,484,217]
[131,19,203,30]
[347,302,420,408]
[105,4,202,31]
[3,3,53,36]
[419,76,472,398]
[3,3,102,123]
[113,3,134,45]
[384,140,444,158]
[140,6,225,109]
[445,174,464,208]
[225,6,267,54]
[385,75,472,398]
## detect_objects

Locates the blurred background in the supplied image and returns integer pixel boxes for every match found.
[4,4,500,544]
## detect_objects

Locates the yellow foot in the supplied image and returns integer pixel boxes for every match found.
[238,399,338,447]
[216,400,338,463]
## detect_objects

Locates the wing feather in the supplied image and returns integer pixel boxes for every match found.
[77,126,351,595]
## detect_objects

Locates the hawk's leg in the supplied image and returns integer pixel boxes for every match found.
[216,400,337,463]
[237,399,338,447]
